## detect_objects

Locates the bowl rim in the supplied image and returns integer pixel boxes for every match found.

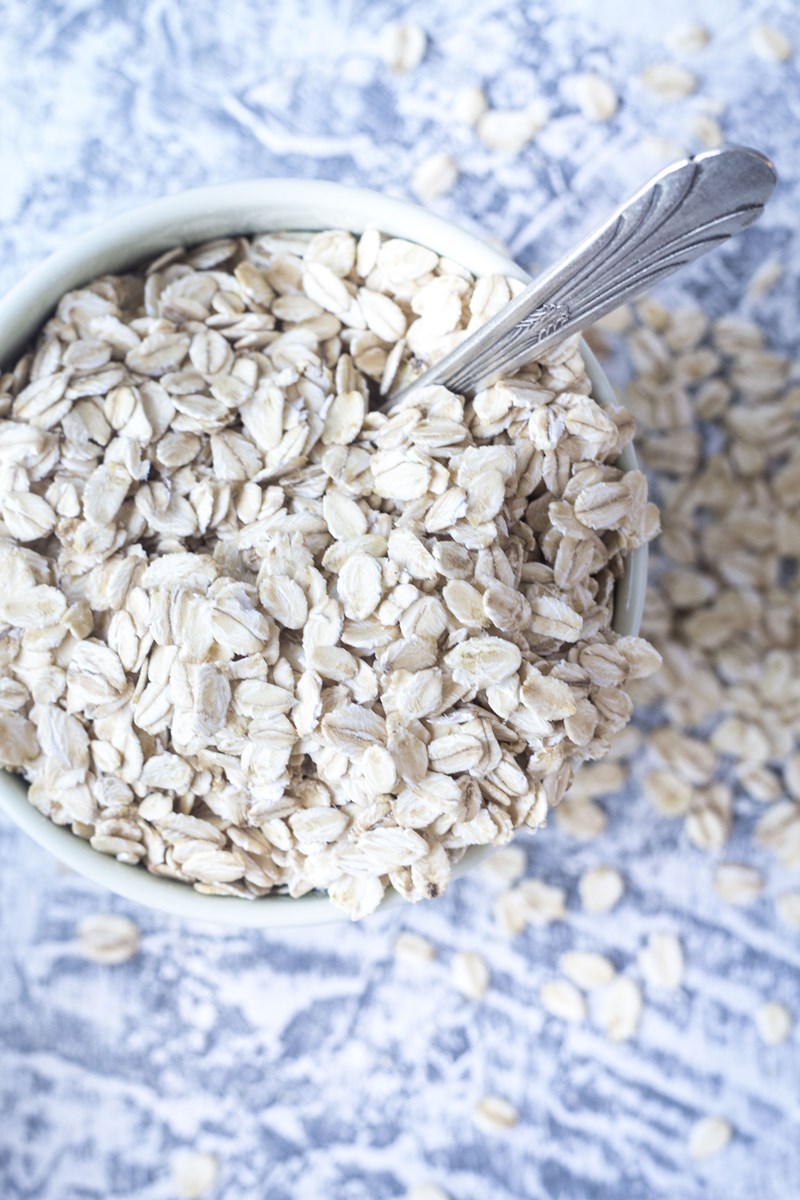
[0,177,647,926]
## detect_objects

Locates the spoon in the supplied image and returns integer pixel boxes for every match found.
[387,145,777,406]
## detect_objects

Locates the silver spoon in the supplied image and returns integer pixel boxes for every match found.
[387,145,776,406]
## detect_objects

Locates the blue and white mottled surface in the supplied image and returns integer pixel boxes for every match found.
[1,3,800,1198]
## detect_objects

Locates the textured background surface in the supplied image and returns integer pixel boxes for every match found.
[1,2,799,1198]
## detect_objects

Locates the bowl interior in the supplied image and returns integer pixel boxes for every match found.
[0,179,646,926]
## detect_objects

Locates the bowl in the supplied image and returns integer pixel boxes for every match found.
[0,178,647,926]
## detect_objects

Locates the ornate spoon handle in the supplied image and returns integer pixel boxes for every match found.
[388,145,776,404]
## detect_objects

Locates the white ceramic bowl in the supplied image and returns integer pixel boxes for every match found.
[0,179,647,926]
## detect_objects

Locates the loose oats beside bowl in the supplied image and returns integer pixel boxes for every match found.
[0,180,657,923]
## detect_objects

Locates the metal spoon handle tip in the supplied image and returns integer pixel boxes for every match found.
[386,145,777,407]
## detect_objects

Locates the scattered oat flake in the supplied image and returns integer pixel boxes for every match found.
[751,24,793,62]
[574,73,618,121]
[685,791,732,853]
[641,135,688,161]
[713,862,764,906]
[579,867,624,914]
[452,951,490,1000]
[559,950,616,990]
[540,978,587,1023]
[645,770,693,816]
[652,730,717,786]
[640,63,697,98]
[477,103,548,153]
[597,976,642,1042]
[494,877,566,934]
[171,1150,219,1199]
[776,892,800,930]
[554,798,607,840]
[473,1095,519,1133]
[453,84,487,125]
[381,22,427,72]
[748,259,783,300]
[494,888,530,935]
[412,152,458,201]
[638,931,684,990]
[785,756,800,800]
[689,1116,732,1161]
[568,761,628,802]
[406,1186,451,1200]
[77,914,140,964]
[690,114,723,148]
[755,1002,793,1046]
[481,844,527,884]
[519,878,567,925]
[666,23,710,54]
[394,932,437,963]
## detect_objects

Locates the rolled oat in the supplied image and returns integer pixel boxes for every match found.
[540,978,587,1023]
[494,876,566,934]
[713,862,764,906]
[751,24,793,63]
[0,229,657,917]
[170,1150,218,1200]
[394,931,437,963]
[755,1001,793,1046]
[452,950,490,999]
[776,892,800,930]
[559,950,616,990]
[452,85,487,126]
[688,1116,732,1160]
[77,913,140,964]
[481,843,527,885]
[477,103,549,153]
[596,975,642,1041]
[638,931,684,990]
[473,1095,519,1132]
[579,866,624,914]
[665,24,710,55]
[554,798,608,840]
[411,152,458,202]
[381,23,427,73]
[640,63,698,99]
[573,73,618,121]
[406,1186,451,1200]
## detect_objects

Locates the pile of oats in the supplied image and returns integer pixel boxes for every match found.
[590,298,800,892]
[0,228,657,917]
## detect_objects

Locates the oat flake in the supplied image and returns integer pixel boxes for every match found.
[755,1001,793,1046]
[452,950,490,1000]
[688,1116,732,1161]
[579,866,625,914]
[170,1150,219,1200]
[77,914,140,964]
[473,1095,519,1133]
